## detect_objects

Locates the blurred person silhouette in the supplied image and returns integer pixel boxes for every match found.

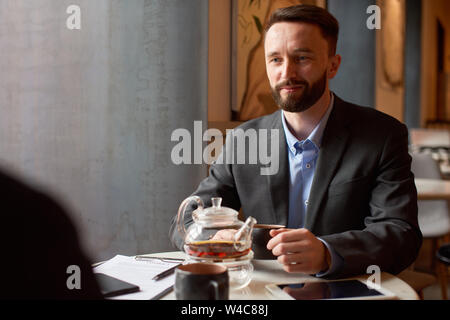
[0,168,102,299]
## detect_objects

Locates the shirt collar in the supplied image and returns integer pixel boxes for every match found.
[281,93,334,155]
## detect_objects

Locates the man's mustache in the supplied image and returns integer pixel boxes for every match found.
[275,79,309,91]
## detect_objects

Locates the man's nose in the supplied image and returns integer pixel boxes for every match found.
[281,59,297,80]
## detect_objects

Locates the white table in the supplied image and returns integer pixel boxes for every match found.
[415,178,450,200]
[141,251,419,300]
[410,129,450,148]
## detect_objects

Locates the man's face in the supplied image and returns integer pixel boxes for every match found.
[264,22,338,113]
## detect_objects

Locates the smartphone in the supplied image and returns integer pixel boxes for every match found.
[265,279,397,300]
[95,273,140,298]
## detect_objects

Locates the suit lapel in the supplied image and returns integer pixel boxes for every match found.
[305,96,351,231]
[266,111,289,226]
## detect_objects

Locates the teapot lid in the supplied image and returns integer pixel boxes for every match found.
[196,197,238,219]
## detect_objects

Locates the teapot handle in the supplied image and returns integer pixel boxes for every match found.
[176,196,204,240]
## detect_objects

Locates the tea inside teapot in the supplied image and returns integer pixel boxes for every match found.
[177,196,257,260]
[185,240,251,259]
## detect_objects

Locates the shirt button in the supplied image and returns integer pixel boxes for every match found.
[305,200,309,205]
[306,163,311,169]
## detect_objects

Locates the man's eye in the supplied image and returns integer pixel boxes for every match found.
[296,56,308,62]
[271,58,281,63]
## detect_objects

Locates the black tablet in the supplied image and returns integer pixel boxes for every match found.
[95,273,140,298]
[266,279,397,300]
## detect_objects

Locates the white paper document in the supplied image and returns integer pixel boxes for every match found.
[93,255,179,300]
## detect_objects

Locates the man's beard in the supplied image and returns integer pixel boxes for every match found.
[271,71,327,113]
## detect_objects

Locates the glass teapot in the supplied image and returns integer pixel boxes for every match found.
[176,196,257,260]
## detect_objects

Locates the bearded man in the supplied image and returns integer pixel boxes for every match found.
[170,4,421,279]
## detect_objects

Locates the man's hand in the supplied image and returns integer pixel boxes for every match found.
[211,229,237,241]
[266,228,330,274]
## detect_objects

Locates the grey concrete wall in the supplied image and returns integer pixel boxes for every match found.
[328,0,376,107]
[0,0,208,261]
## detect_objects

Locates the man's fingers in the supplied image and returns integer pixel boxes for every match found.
[271,241,310,256]
[211,229,237,241]
[269,228,291,237]
[267,228,310,250]
[282,263,307,273]
[277,252,304,264]
[265,228,327,274]
[279,256,317,274]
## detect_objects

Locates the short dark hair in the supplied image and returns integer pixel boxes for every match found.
[265,5,339,56]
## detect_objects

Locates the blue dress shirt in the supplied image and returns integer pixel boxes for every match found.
[281,94,343,277]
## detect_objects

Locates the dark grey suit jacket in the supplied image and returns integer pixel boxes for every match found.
[170,95,422,279]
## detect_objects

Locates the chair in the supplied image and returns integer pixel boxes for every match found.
[411,152,450,241]
[396,269,436,299]
[410,152,450,299]
[436,243,450,300]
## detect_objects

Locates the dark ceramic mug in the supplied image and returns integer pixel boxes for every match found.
[252,224,285,259]
[174,263,229,300]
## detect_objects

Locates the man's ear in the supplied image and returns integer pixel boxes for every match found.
[327,54,341,79]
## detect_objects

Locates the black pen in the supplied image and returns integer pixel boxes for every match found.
[152,263,181,281]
